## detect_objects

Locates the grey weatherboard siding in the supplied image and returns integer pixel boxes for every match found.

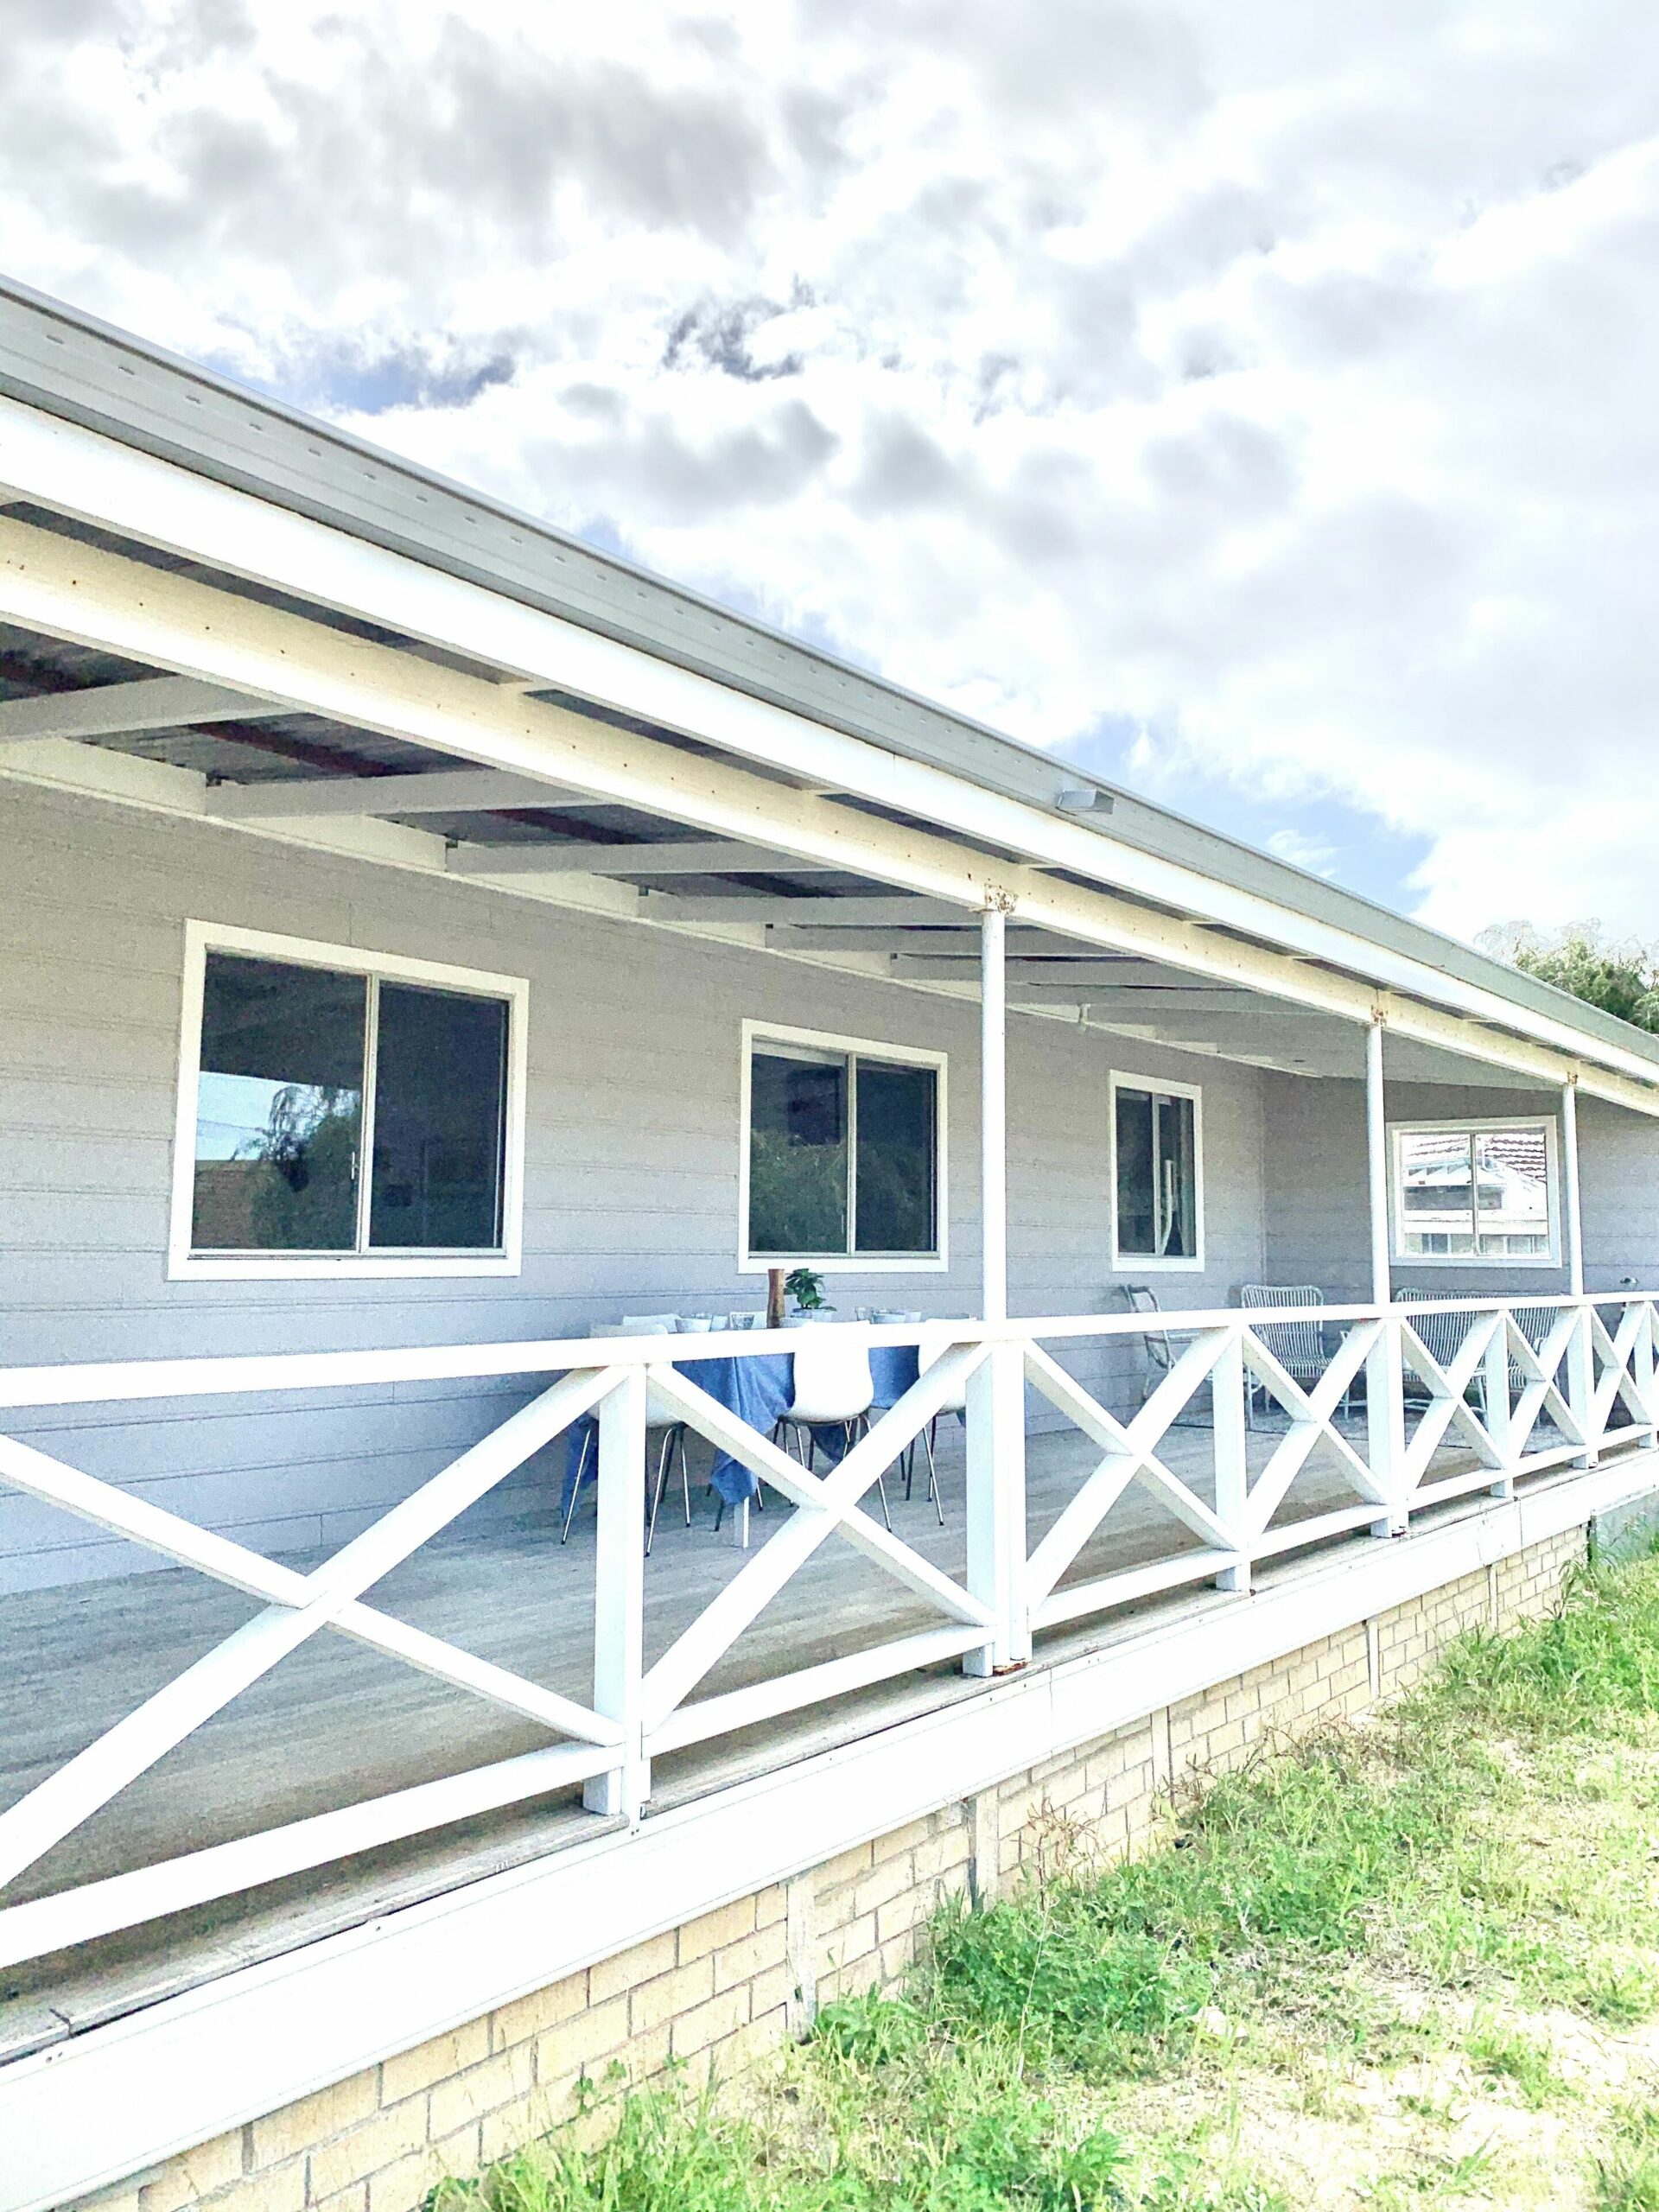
[1,782,1267,1592]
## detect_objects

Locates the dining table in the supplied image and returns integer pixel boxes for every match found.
[559,1334,933,1526]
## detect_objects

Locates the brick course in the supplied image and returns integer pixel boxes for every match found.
[70,1523,1592,2212]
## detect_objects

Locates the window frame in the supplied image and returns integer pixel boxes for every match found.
[1109,1068,1206,1274]
[737,1020,949,1274]
[168,920,529,1280]
[1388,1113,1561,1270]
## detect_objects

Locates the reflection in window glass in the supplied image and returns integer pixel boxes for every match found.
[1115,1084,1198,1261]
[855,1059,936,1255]
[370,983,508,1249]
[1474,1128,1550,1255]
[747,1049,849,1255]
[1395,1124,1553,1260]
[188,947,514,1257]
[746,1038,943,1260]
[192,954,365,1251]
[1398,1131,1477,1257]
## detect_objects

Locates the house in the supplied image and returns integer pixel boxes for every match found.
[1,275,1656,2212]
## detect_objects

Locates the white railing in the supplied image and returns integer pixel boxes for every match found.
[0,1290,1654,1968]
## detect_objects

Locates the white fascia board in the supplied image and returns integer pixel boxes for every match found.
[2,490,1657,1122]
[3,393,1656,1090]
[3,1447,1654,2212]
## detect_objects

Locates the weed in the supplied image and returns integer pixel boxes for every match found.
[1595,2102,1659,2211]
[1462,2013,1560,2107]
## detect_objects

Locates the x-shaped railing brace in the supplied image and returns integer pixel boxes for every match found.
[0,1366,619,1894]
[638,1347,995,1730]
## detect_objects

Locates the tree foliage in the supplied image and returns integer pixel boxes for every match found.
[1478,920,1659,1033]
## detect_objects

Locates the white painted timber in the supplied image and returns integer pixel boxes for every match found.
[1,409,1657,1103]
[447,839,842,876]
[2,508,1656,1111]
[205,768,603,818]
[0,674,282,743]
[6,1440,1655,2212]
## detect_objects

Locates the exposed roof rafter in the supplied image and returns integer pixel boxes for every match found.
[0,675,283,744]
[445,838,844,878]
[206,769,607,820]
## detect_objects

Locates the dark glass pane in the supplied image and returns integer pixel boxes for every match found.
[855,1061,937,1254]
[192,953,365,1251]
[1158,1094,1198,1258]
[1115,1086,1156,1256]
[747,1049,848,1255]
[369,984,508,1249]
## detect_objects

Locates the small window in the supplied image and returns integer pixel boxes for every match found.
[1390,1119,1558,1266]
[1111,1073,1203,1270]
[174,925,524,1275]
[742,1025,944,1268]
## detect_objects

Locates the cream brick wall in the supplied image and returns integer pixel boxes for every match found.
[69,1523,1591,2212]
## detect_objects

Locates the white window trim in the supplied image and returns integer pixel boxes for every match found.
[168,920,529,1281]
[1388,1113,1561,1270]
[738,1019,949,1274]
[1109,1068,1206,1274]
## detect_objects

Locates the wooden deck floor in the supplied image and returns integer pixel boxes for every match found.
[0,1408,1479,2057]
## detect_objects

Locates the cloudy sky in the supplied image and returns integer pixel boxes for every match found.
[4,1,1656,943]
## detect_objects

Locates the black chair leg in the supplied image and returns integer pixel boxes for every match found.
[923,1418,944,1525]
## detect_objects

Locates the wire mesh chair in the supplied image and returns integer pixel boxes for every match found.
[1393,1291,1559,1424]
[1239,1283,1357,1427]
[1392,1289,1489,1417]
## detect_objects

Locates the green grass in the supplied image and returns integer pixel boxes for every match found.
[1594,2104,1659,2211]
[432,1547,1659,2211]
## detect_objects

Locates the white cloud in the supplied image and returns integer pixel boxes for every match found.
[1265,828,1340,880]
[3,0,1657,939]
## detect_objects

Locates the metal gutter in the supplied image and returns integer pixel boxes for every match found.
[2,273,1656,1077]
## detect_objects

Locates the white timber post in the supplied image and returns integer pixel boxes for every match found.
[1636,1298,1659,1440]
[1561,1077,1586,1299]
[980,900,1008,1326]
[583,1366,649,1821]
[1365,1015,1391,1310]
[965,895,1027,1675]
[1560,1078,1598,1464]
[1211,1325,1249,1592]
[1364,1016,1408,1532]
[1483,1305,1516,1500]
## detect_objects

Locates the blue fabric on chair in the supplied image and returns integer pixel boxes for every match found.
[560,1344,926,1521]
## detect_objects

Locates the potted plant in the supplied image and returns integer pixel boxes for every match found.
[784,1265,832,1320]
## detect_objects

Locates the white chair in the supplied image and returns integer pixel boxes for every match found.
[561,1317,693,1554]
[1393,1292,1555,1425]
[1119,1284,1201,1414]
[1240,1283,1357,1427]
[907,1333,965,1525]
[772,1325,889,1530]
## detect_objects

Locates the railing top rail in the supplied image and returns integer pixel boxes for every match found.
[0,1289,1651,1409]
